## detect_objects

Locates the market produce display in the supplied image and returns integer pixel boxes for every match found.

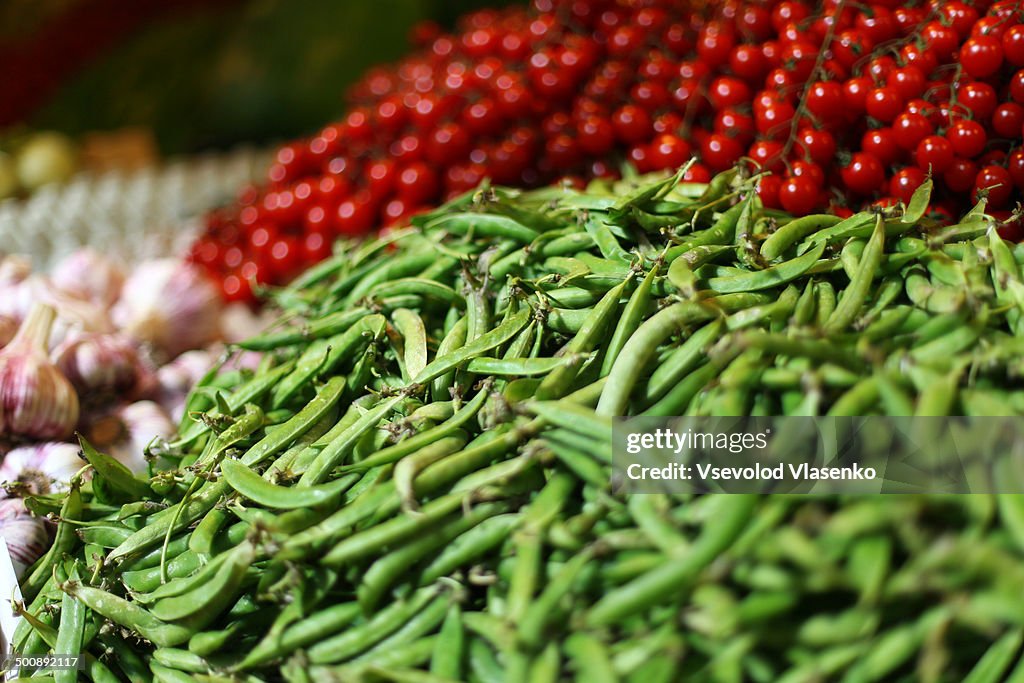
[11,170,1024,681]
[190,0,1024,303]
[0,250,268,576]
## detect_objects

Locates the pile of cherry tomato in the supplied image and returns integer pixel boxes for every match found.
[190,0,1024,303]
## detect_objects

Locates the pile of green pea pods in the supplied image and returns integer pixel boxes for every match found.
[13,168,1024,682]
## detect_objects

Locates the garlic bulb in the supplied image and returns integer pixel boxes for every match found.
[155,349,214,422]
[0,304,80,439]
[0,315,16,348]
[0,442,84,494]
[0,276,114,350]
[52,248,125,309]
[0,254,31,287]
[0,497,49,579]
[54,332,142,400]
[83,400,174,474]
[112,260,222,360]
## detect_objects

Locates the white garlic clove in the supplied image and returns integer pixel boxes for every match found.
[53,332,142,401]
[0,497,50,579]
[112,260,223,361]
[0,442,85,495]
[51,248,126,309]
[0,304,80,440]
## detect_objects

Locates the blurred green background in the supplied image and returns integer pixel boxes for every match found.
[16,0,515,154]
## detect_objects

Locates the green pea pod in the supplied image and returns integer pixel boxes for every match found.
[22,475,83,602]
[298,394,405,485]
[760,214,842,261]
[54,566,86,683]
[587,495,756,626]
[79,435,152,500]
[565,632,617,683]
[392,308,429,383]
[150,541,256,622]
[68,584,192,647]
[431,606,465,680]
[598,301,718,415]
[600,266,657,378]
[824,214,886,334]
[708,241,826,293]
[464,356,567,376]
[901,178,933,223]
[236,307,370,351]
[411,307,532,386]
[271,314,385,409]
[171,360,295,450]
[430,212,540,243]
[221,459,355,509]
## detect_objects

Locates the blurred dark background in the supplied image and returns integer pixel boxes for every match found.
[0,0,514,154]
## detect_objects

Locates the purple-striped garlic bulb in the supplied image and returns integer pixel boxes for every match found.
[0,304,79,439]
[0,497,49,579]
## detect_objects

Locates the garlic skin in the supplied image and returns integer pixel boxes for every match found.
[83,400,174,474]
[0,442,84,494]
[0,304,80,440]
[0,254,31,287]
[0,315,16,348]
[0,276,114,350]
[0,497,49,579]
[51,248,125,309]
[154,349,214,422]
[54,332,141,400]
[112,260,222,360]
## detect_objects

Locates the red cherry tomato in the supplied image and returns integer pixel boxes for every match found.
[779,175,820,214]
[945,120,988,159]
[915,136,956,173]
[841,152,886,196]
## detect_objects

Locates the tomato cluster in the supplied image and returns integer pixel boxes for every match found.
[191,0,1024,303]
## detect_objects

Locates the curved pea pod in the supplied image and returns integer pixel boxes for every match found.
[464,356,568,376]
[64,583,192,647]
[393,434,469,512]
[419,514,522,584]
[297,393,405,485]
[342,250,439,306]
[271,314,385,409]
[708,241,826,293]
[77,523,134,548]
[823,214,886,334]
[430,211,540,243]
[171,361,295,450]
[372,278,465,308]
[432,316,468,401]
[583,215,634,264]
[306,588,440,664]
[760,214,842,261]
[411,307,532,386]
[517,548,592,651]
[796,212,874,253]
[668,245,731,297]
[587,495,757,626]
[219,459,352,509]
[391,308,429,383]
[150,541,256,623]
[598,301,719,416]
[430,605,466,680]
[236,307,370,351]
[79,435,152,500]
[22,476,83,602]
